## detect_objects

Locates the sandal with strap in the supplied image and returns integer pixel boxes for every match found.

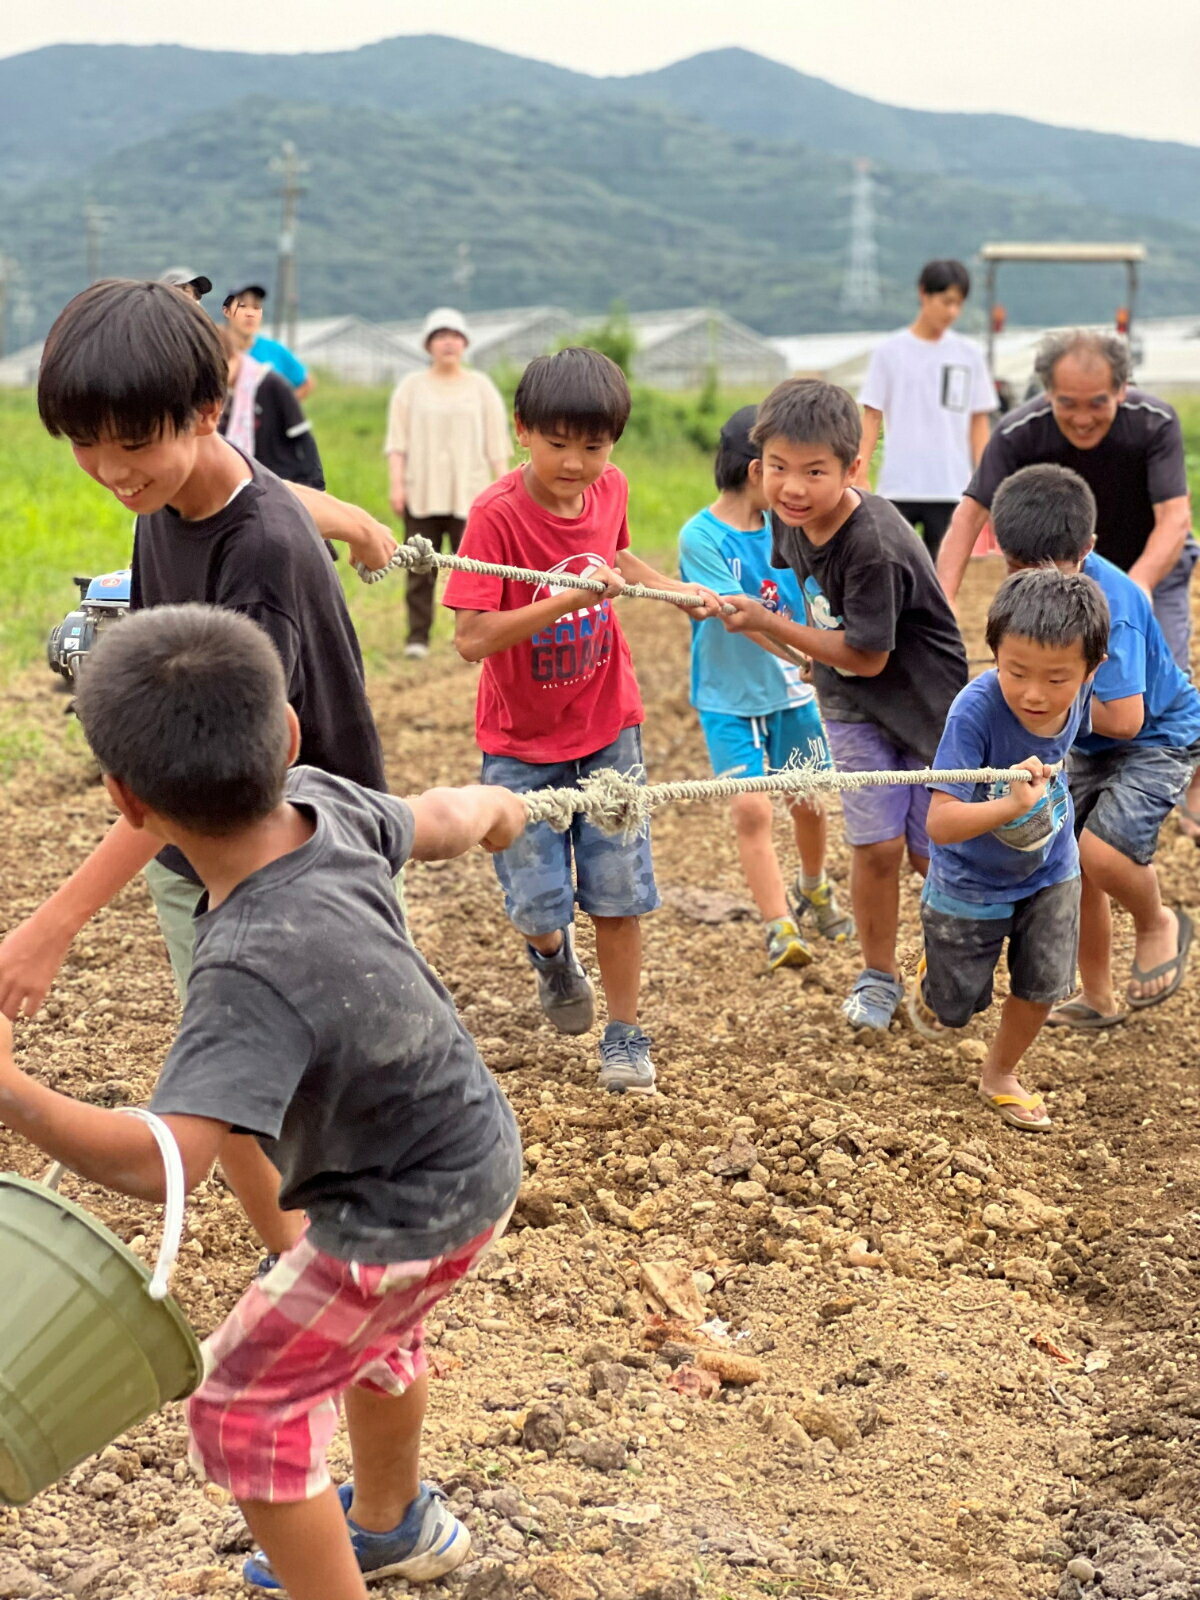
[1128,908,1193,1010]
[1046,997,1127,1030]
[976,1089,1052,1133]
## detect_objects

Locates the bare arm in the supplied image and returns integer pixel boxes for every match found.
[387,451,407,518]
[407,786,527,860]
[720,594,888,677]
[936,496,990,602]
[926,760,1051,845]
[1090,693,1145,741]
[286,483,398,572]
[855,406,883,490]
[969,411,992,467]
[453,565,625,662]
[1127,497,1191,594]
[0,1021,225,1197]
[0,820,160,1020]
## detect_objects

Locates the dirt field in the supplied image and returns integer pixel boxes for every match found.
[2,559,1199,1600]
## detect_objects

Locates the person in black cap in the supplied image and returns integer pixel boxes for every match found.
[159,267,213,302]
[223,281,313,398]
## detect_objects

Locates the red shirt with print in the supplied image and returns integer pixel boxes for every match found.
[442,465,645,763]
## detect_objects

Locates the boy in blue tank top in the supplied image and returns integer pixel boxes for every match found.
[679,406,851,971]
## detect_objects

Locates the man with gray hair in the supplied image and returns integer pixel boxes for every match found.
[936,329,1194,669]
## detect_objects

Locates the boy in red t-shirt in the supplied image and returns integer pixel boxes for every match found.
[444,347,721,1094]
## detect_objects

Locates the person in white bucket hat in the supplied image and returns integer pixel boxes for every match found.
[385,307,510,658]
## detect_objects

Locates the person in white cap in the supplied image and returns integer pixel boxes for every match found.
[159,267,213,302]
[385,308,510,658]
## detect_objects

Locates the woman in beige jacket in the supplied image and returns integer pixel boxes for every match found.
[385,307,510,656]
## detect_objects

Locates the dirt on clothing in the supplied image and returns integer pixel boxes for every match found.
[2,558,1199,1600]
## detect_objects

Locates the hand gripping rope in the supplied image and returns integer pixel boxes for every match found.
[355,535,734,614]
[519,759,1060,842]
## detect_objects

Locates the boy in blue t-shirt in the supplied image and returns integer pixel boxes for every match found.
[991,464,1199,1027]
[679,407,851,970]
[908,568,1109,1132]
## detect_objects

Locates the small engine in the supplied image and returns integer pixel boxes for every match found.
[47,570,132,682]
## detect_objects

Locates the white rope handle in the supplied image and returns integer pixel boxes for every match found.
[356,535,736,615]
[118,1109,187,1301]
[521,760,1058,840]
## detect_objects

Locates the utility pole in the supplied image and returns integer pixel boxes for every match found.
[452,242,475,309]
[0,256,11,359]
[270,141,307,348]
[840,158,881,317]
[84,202,115,284]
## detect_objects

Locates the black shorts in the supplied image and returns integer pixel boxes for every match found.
[889,500,954,562]
[919,877,1080,1027]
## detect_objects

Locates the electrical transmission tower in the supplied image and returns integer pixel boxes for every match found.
[270,141,308,348]
[840,159,881,317]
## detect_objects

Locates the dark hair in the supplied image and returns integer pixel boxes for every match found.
[1033,328,1131,391]
[985,568,1109,673]
[991,464,1097,566]
[39,280,226,445]
[714,404,760,491]
[918,259,971,297]
[514,347,631,441]
[750,379,861,469]
[74,604,292,835]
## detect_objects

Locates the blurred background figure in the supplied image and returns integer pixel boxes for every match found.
[158,266,213,303]
[218,324,325,490]
[385,306,510,658]
[222,279,313,398]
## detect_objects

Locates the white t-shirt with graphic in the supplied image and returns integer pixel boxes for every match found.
[859,328,998,501]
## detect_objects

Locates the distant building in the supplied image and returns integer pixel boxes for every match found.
[0,340,44,387]
[630,309,787,392]
[292,316,424,385]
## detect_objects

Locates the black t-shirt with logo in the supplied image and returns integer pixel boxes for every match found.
[131,455,386,880]
[966,389,1190,572]
[770,492,968,763]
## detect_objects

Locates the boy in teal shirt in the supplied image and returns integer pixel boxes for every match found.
[679,406,851,970]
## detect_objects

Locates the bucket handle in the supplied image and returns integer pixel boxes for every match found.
[40,1109,187,1303]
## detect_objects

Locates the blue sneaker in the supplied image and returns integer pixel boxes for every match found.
[243,1481,470,1589]
[842,969,904,1031]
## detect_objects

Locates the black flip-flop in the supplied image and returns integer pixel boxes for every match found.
[1128,909,1193,1010]
[1046,998,1128,1030]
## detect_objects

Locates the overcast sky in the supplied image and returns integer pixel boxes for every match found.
[5,0,1199,147]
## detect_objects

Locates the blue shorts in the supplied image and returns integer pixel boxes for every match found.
[824,719,931,856]
[698,702,830,783]
[1070,741,1200,866]
[480,725,660,937]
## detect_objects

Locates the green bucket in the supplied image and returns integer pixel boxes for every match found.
[0,1109,203,1505]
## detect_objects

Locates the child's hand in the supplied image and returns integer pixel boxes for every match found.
[570,562,625,603]
[684,586,726,620]
[480,789,529,854]
[1002,757,1053,816]
[719,594,770,634]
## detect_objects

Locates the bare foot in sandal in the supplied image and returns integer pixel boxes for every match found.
[1128,907,1192,1007]
[978,1070,1052,1131]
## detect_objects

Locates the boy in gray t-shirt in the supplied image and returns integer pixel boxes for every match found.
[0,604,525,1599]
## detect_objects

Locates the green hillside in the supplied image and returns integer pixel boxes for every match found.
[3,95,1199,339]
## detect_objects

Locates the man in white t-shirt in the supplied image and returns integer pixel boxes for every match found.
[855,259,998,561]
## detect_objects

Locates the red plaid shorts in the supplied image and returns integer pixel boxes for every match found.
[186,1216,506,1502]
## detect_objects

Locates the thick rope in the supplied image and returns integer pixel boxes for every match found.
[357,535,731,613]
[521,761,1057,841]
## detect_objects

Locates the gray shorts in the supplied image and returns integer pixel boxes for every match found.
[1070,741,1200,866]
[1151,540,1199,674]
[919,876,1080,1027]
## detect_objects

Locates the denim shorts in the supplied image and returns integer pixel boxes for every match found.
[824,719,931,855]
[1070,741,1200,866]
[920,876,1080,1026]
[481,725,660,936]
[698,701,831,782]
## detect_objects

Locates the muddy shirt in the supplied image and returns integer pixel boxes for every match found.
[131,455,385,882]
[149,767,522,1262]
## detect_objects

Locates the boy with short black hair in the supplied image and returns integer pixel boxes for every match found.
[0,278,394,1261]
[0,602,525,1600]
[679,404,850,971]
[856,258,997,560]
[909,568,1108,1132]
[991,463,1199,1025]
[444,347,722,1095]
[719,379,968,1031]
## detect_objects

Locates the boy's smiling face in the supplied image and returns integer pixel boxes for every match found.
[994,633,1091,736]
[71,405,222,514]
[758,433,859,535]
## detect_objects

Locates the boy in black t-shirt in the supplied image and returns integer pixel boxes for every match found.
[719,379,968,1031]
[0,280,393,1261]
[1,604,525,1597]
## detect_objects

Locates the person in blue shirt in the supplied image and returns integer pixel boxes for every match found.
[908,568,1108,1132]
[991,463,1199,1028]
[679,406,851,972]
[223,281,313,398]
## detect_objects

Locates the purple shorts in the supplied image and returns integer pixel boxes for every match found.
[824,719,931,856]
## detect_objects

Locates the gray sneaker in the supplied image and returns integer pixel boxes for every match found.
[527,927,595,1034]
[598,1021,656,1095]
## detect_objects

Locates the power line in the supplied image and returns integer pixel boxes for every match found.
[841,158,881,316]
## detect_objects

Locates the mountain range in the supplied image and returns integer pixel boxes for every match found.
[0,35,1198,341]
